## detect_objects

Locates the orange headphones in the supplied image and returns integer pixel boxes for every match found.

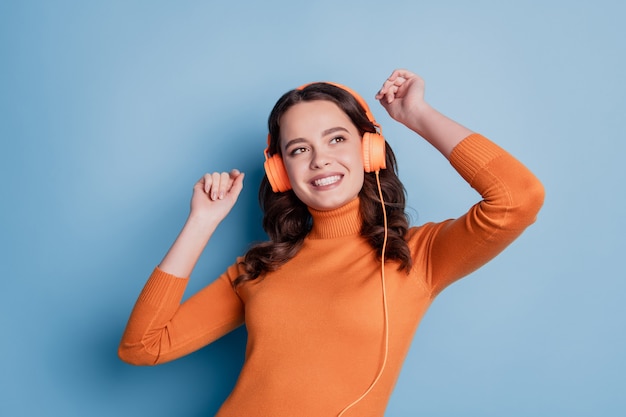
[263,82,387,193]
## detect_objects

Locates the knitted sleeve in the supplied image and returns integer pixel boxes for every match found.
[409,133,545,297]
[118,262,245,365]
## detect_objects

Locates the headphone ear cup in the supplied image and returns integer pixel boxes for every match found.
[362,132,387,173]
[264,155,292,192]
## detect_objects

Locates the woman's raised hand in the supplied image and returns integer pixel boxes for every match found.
[375,69,427,129]
[190,169,245,224]
[376,69,473,157]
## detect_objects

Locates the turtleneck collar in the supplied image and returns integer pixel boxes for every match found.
[307,198,362,240]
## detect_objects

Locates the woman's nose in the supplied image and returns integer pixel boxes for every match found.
[310,149,331,169]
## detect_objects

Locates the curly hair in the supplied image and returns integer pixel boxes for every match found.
[233,83,412,287]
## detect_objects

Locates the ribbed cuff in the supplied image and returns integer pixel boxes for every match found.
[138,267,189,306]
[449,133,507,184]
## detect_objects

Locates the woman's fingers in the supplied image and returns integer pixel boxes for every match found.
[376,72,410,103]
[199,173,212,194]
[229,168,241,179]
[228,169,245,199]
[200,170,244,201]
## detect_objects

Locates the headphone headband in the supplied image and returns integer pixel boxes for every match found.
[296,82,381,132]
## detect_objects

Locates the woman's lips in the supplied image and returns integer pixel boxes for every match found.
[311,174,342,187]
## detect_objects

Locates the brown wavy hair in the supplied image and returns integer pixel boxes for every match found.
[233,83,412,287]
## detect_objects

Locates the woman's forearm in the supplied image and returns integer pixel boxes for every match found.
[158,215,220,278]
[158,169,245,278]
[405,103,474,159]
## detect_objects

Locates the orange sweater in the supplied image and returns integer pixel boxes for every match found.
[119,134,544,416]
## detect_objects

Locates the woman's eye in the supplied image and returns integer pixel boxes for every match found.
[330,136,346,144]
[290,147,307,155]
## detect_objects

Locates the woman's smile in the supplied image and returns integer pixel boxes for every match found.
[311,174,343,187]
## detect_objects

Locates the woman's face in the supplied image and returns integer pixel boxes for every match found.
[279,100,365,211]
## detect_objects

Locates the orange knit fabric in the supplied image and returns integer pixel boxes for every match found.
[119,134,544,416]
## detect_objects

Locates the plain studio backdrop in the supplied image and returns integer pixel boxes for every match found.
[1,1,624,416]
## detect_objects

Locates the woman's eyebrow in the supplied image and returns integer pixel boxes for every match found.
[321,126,350,136]
[283,137,308,151]
[283,127,351,150]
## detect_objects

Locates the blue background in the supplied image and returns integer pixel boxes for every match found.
[1,0,625,416]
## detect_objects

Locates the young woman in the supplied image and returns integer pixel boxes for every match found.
[119,69,544,416]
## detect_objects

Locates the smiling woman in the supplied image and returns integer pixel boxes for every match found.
[118,69,545,417]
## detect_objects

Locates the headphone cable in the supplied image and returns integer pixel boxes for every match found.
[337,170,389,416]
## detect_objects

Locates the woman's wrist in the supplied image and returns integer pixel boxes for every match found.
[403,102,438,136]
[185,212,220,236]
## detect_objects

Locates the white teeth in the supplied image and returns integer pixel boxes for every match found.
[313,175,341,186]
